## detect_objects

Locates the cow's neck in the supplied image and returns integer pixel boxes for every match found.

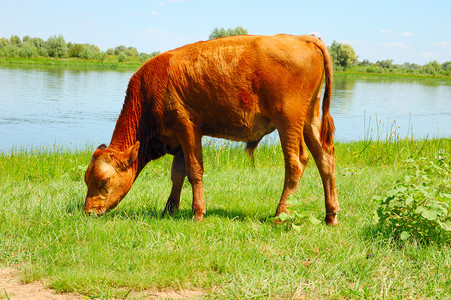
[108,76,149,177]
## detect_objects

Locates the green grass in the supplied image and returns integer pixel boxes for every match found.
[336,66,451,80]
[0,57,142,70]
[1,139,450,298]
[335,70,451,81]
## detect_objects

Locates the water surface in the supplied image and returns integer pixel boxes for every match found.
[0,65,450,152]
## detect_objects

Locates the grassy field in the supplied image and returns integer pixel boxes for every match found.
[0,139,450,299]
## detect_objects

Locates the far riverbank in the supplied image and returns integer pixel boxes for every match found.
[1,57,451,80]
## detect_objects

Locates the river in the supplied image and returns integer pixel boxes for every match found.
[0,65,450,152]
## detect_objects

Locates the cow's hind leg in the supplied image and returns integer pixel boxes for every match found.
[304,100,339,226]
[162,149,186,217]
[275,118,310,217]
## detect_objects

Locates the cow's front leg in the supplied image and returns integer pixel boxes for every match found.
[177,122,206,221]
[162,149,186,217]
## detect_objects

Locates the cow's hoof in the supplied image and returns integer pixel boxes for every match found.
[193,211,205,222]
[325,212,338,226]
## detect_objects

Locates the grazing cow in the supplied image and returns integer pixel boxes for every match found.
[84,34,339,225]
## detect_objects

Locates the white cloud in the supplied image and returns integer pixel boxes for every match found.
[154,0,184,7]
[401,32,413,37]
[421,52,437,60]
[380,42,413,50]
[380,29,392,34]
[150,11,159,16]
[432,41,451,47]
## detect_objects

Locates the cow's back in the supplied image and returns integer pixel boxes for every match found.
[142,34,326,142]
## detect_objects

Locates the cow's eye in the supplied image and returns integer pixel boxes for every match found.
[99,178,110,190]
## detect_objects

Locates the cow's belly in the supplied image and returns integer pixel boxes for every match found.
[201,113,276,143]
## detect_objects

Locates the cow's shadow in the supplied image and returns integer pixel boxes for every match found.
[69,199,265,222]
[110,207,255,222]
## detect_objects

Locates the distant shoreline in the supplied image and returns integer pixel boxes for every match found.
[0,57,141,70]
[1,57,450,80]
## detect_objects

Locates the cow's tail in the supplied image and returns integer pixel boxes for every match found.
[300,35,335,151]
[319,39,335,152]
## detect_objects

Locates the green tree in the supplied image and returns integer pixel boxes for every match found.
[117,52,127,62]
[442,61,451,71]
[124,47,139,57]
[139,51,160,63]
[67,43,84,58]
[328,41,358,70]
[0,37,9,48]
[19,40,39,58]
[377,59,393,69]
[9,35,22,46]
[106,48,114,55]
[29,37,45,49]
[422,61,441,75]
[208,26,248,40]
[80,44,100,59]
[114,45,126,55]
[46,34,67,58]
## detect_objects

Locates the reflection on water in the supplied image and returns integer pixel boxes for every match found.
[0,65,135,151]
[0,66,450,152]
[330,74,451,141]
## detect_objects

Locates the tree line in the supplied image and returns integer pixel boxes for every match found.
[320,40,450,76]
[1,29,450,76]
[0,34,160,63]
[209,28,450,76]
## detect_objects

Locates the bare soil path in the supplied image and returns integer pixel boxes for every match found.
[0,268,205,299]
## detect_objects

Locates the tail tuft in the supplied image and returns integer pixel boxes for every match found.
[245,139,261,167]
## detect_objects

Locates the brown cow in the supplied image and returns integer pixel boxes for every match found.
[84,34,339,225]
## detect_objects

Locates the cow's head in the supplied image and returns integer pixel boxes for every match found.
[84,142,140,214]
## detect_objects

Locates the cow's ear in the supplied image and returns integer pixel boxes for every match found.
[97,144,107,150]
[123,141,140,168]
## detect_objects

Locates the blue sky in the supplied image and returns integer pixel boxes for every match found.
[1,0,450,64]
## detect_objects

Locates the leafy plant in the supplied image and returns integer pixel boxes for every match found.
[272,196,322,230]
[373,151,451,244]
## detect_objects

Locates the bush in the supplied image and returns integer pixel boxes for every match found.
[106,48,114,55]
[373,152,451,245]
[0,44,19,57]
[124,47,139,57]
[19,42,39,58]
[46,34,67,58]
[9,35,22,46]
[208,26,248,40]
[79,44,101,60]
[139,51,160,63]
[114,45,126,55]
[139,53,151,63]
[117,53,127,62]
[67,43,84,58]
[0,37,9,48]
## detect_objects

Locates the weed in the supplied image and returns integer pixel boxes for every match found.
[373,151,451,244]
[272,196,322,230]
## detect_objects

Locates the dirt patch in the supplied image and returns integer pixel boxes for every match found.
[0,268,206,299]
[0,268,82,300]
